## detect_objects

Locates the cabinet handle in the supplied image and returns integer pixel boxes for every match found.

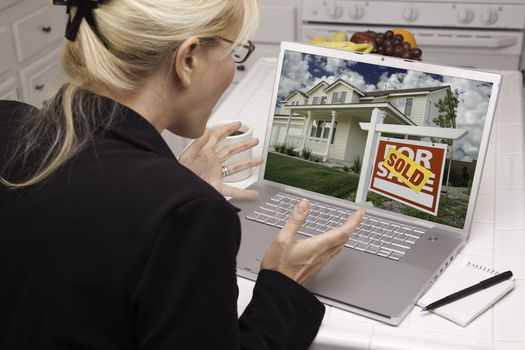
[42,26,52,33]
[35,84,45,91]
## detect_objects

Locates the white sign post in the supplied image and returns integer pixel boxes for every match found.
[355,108,466,212]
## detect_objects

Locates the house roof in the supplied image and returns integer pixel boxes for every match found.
[324,78,366,96]
[364,86,450,98]
[280,102,416,126]
[284,80,449,102]
[283,90,308,101]
[305,81,329,95]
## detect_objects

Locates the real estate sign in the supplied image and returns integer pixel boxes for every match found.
[369,137,447,216]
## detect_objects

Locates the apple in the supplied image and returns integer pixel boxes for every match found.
[350,31,376,44]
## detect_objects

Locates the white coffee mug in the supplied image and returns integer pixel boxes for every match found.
[210,120,253,182]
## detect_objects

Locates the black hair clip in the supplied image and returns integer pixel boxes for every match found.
[53,0,109,48]
[52,0,101,6]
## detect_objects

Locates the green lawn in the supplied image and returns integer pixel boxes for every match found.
[265,153,468,229]
[398,192,468,228]
[264,152,359,199]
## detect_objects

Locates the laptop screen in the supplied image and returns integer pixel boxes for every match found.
[263,48,497,230]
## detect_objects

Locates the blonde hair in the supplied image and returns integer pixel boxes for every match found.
[1,0,259,188]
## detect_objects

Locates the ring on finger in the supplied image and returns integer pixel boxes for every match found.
[221,165,231,178]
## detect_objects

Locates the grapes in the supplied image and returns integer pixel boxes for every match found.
[411,48,422,58]
[350,28,423,60]
[393,45,404,57]
[370,29,422,60]
[393,34,404,44]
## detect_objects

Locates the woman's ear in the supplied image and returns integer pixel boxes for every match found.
[172,37,201,88]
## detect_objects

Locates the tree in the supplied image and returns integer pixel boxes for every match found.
[433,88,464,188]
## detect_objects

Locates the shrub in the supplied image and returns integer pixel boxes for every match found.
[367,191,388,206]
[463,179,473,195]
[350,156,362,174]
[272,143,286,153]
[301,147,312,160]
[285,145,296,156]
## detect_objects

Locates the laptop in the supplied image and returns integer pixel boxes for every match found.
[230,41,501,325]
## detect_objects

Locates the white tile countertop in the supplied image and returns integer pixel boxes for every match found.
[208,58,525,350]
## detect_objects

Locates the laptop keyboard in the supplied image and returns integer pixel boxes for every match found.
[246,192,426,261]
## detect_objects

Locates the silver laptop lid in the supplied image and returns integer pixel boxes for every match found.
[258,41,501,237]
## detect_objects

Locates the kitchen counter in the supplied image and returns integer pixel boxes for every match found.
[208,57,525,350]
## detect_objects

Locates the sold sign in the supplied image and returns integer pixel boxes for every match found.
[369,137,447,216]
[383,148,433,193]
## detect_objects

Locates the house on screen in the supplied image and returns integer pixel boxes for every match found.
[271,78,450,164]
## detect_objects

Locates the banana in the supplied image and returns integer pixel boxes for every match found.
[311,35,328,44]
[313,41,374,53]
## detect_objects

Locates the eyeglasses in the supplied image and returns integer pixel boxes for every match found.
[219,38,255,64]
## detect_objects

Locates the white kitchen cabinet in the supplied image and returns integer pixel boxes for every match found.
[13,4,66,63]
[0,0,66,107]
[0,78,18,101]
[0,0,18,12]
[0,26,13,76]
[254,4,296,43]
[20,48,65,107]
[230,0,299,85]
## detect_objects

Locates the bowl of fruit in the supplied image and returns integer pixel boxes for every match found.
[311,28,423,60]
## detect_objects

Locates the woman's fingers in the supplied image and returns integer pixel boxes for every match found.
[210,122,242,148]
[260,203,364,285]
[311,208,365,249]
[222,156,263,176]
[220,184,259,199]
[278,199,309,243]
[217,137,259,162]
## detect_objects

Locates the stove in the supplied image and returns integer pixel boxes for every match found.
[300,0,525,70]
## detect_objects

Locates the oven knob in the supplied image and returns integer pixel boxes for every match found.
[402,7,419,22]
[326,2,344,19]
[457,8,475,24]
[349,4,365,20]
[480,8,499,25]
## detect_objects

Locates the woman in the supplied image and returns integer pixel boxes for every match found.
[0,0,364,349]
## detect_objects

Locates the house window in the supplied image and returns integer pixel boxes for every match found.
[404,97,413,116]
[312,96,319,104]
[324,121,337,144]
[321,96,327,104]
[310,120,324,138]
[310,120,337,144]
[331,91,346,104]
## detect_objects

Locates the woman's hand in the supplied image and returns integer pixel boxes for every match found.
[178,121,263,199]
[261,199,365,285]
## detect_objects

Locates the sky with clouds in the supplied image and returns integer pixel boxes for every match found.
[277,51,494,162]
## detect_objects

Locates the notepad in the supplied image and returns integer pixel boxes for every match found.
[417,262,516,327]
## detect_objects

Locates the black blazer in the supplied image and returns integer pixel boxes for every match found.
[0,97,324,350]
